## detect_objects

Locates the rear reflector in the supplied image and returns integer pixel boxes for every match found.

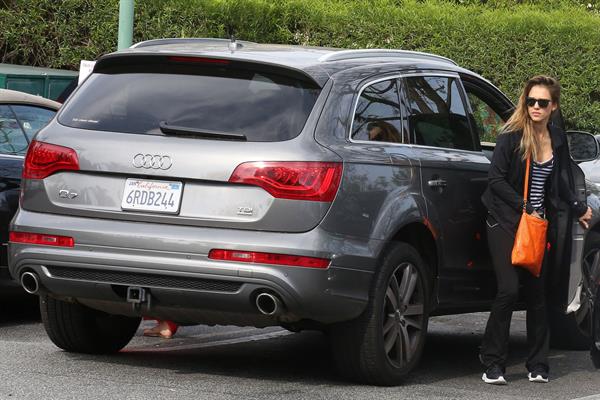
[9,231,74,247]
[208,249,330,269]
[23,140,80,179]
[228,161,342,202]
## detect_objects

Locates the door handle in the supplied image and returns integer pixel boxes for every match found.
[428,179,447,188]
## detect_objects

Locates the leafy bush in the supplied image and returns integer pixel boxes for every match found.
[1,0,599,131]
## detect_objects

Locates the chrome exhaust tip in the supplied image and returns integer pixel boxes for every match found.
[255,292,283,316]
[20,271,40,295]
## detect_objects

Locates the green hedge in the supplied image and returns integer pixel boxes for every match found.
[1,0,600,132]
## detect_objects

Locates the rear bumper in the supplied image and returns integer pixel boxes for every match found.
[9,209,378,326]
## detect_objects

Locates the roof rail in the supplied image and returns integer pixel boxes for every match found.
[130,38,256,49]
[318,49,457,65]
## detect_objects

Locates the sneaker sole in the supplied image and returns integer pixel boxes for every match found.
[482,373,507,385]
[528,373,548,383]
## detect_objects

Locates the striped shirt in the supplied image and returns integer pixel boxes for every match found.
[529,155,554,213]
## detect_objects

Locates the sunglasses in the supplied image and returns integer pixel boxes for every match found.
[526,97,551,108]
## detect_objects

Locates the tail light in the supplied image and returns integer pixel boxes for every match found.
[229,162,342,202]
[23,140,79,179]
[209,249,330,269]
[9,231,74,247]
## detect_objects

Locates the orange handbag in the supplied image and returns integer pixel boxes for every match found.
[511,155,548,277]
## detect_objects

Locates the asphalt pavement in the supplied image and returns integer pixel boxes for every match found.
[0,293,599,400]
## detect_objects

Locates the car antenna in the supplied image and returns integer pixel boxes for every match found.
[229,35,237,53]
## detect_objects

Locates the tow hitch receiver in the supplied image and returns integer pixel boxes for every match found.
[127,286,151,312]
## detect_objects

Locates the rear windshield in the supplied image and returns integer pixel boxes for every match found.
[58,64,320,142]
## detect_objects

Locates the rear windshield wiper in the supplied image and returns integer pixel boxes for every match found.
[159,121,247,141]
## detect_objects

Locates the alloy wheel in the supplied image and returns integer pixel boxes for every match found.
[382,262,425,368]
[578,247,600,328]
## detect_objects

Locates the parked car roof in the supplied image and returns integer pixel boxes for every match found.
[0,63,78,78]
[0,89,61,110]
[99,38,464,87]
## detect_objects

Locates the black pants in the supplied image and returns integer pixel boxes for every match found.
[480,215,549,371]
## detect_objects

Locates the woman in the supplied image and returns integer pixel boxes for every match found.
[480,75,592,385]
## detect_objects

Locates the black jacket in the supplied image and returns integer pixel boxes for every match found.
[481,125,587,236]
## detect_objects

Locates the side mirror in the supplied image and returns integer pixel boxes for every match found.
[567,130,599,162]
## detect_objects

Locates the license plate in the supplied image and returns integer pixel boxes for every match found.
[121,179,183,214]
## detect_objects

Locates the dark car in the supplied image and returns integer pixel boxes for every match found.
[0,89,60,284]
[8,39,600,384]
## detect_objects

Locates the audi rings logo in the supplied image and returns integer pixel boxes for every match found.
[132,154,173,170]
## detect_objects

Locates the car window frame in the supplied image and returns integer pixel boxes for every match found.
[400,72,481,152]
[348,75,408,145]
[460,76,513,145]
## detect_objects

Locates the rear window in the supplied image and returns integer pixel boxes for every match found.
[58,64,320,142]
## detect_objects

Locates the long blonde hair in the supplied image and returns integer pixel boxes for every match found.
[502,75,561,160]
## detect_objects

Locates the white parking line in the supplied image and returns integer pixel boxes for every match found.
[569,395,600,400]
[186,327,262,338]
[126,329,293,352]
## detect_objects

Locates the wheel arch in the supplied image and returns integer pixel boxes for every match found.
[379,220,440,308]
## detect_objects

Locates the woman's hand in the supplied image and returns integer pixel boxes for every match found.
[579,206,592,229]
[531,210,542,219]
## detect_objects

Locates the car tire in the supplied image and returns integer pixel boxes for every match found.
[550,231,600,350]
[40,295,141,354]
[329,242,430,385]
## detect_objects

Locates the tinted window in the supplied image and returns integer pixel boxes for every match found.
[58,67,320,142]
[466,92,505,143]
[351,79,404,143]
[405,76,475,151]
[11,105,56,140]
[0,105,29,155]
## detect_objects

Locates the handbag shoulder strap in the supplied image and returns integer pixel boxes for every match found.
[523,154,531,206]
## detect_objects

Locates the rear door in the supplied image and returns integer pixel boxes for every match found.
[23,55,341,233]
[401,73,493,306]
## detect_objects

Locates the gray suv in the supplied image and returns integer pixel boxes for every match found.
[8,38,600,385]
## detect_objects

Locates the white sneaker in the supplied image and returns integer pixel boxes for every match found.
[482,365,507,385]
[528,372,549,383]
